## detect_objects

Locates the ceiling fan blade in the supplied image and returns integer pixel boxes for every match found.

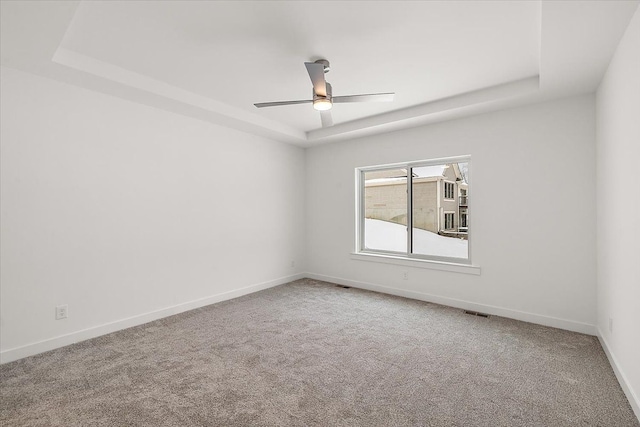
[254,99,312,108]
[304,62,327,97]
[320,110,333,128]
[333,93,395,103]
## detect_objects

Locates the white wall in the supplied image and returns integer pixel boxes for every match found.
[596,5,640,417]
[0,67,306,362]
[306,94,597,333]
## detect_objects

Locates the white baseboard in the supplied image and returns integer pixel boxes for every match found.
[0,272,599,364]
[597,330,640,422]
[0,273,305,364]
[306,272,597,335]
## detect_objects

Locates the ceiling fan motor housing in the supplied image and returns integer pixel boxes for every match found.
[313,82,332,110]
[313,82,332,100]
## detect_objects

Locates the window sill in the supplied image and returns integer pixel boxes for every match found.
[350,252,481,275]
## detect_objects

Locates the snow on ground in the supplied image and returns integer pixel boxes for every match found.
[365,218,468,259]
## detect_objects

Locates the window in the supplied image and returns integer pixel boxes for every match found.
[460,211,468,228]
[358,156,470,264]
[444,212,455,230]
[444,182,455,199]
[460,189,468,206]
[362,168,407,253]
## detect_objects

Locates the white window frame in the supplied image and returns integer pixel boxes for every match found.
[355,155,475,270]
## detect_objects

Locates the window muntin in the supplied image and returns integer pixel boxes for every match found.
[359,157,470,263]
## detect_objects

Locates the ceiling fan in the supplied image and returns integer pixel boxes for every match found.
[254,59,394,127]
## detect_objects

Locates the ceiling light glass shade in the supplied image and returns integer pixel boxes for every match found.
[313,98,332,111]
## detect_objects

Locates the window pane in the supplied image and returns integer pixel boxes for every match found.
[412,162,469,259]
[363,169,407,253]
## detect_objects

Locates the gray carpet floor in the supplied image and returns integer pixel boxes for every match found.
[1,278,637,426]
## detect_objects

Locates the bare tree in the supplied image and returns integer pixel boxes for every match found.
[458,162,469,183]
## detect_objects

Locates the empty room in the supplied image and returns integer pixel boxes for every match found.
[1,1,639,425]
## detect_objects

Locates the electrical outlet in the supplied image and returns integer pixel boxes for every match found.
[402,271,408,280]
[55,305,68,320]
[290,260,295,268]
[609,317,613,333]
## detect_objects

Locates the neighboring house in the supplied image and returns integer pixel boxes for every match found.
[365,164,468,237]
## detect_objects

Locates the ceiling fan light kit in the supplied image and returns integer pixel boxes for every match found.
[254,59,394,127]
[313,98,332,111]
